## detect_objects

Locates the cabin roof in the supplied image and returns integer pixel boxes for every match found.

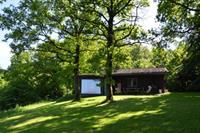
[113,68,168,76]
[79,68,168,77]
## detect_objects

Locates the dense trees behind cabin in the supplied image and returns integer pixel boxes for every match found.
[0,43,186,110]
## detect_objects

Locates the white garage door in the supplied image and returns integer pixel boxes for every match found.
[81,79,101,94]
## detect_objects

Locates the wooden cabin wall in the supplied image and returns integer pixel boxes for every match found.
[113,75,165,93]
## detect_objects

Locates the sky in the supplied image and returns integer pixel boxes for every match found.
[0,0,159,69]
[0,0,19,69]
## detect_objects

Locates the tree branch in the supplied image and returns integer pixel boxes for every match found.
[114,0,132,16]
[169,0,200,12]
[114,5,140,44]
[116,40,146,47]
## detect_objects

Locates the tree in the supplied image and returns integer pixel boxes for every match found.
[131,44,153,68]
[0,52,38,110]
[80,0,148,101]
[0,50,71,110]
[32,50,70,99]
[0,68,7,90]
[0,0,93,100]
[151,47,171,68]
[165,42,186,90]
[157,0,200,91]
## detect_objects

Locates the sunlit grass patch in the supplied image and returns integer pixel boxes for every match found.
[21,102,55,111]
[0,92,200,133]
[10,116,59,129]
[0,114,24,123]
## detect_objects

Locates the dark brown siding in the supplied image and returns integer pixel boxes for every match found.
[113,74,165,94]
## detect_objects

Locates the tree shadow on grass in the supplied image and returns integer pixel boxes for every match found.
[98,93,200,133]
[0,93,200,133]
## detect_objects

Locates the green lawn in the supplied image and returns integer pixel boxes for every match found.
[0,93,200,133]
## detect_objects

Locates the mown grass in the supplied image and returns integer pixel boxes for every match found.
[0,92,200,133]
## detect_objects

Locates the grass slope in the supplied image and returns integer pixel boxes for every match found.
[0,93,200,133]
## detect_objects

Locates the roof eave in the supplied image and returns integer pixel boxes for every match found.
[112,72,168,76]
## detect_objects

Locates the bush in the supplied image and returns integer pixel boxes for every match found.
[0,77,68,111]
[0,82,39,110]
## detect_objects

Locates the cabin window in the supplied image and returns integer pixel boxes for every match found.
[81,79,101,94]
[127,78,137,88]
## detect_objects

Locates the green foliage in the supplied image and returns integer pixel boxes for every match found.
[113,45,154,69]
[165,43,187,90]
[113,46,133,70]
[151,47,172,68]
[0,82,38,110]
[131,44,154,68]
[0,51,70,110]
[157,0,200,91]
[0,71,7,90]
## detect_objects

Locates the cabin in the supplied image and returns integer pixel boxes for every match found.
[112,68,168,94]
[79,68,168,95]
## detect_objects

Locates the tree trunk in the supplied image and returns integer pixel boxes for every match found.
[105,52,113,101]
[105,6,114,101]
[74,44,80,101]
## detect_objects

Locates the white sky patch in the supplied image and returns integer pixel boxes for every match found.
[140,0,159,31]
[0,42,12,69]
[0,0,19,69]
